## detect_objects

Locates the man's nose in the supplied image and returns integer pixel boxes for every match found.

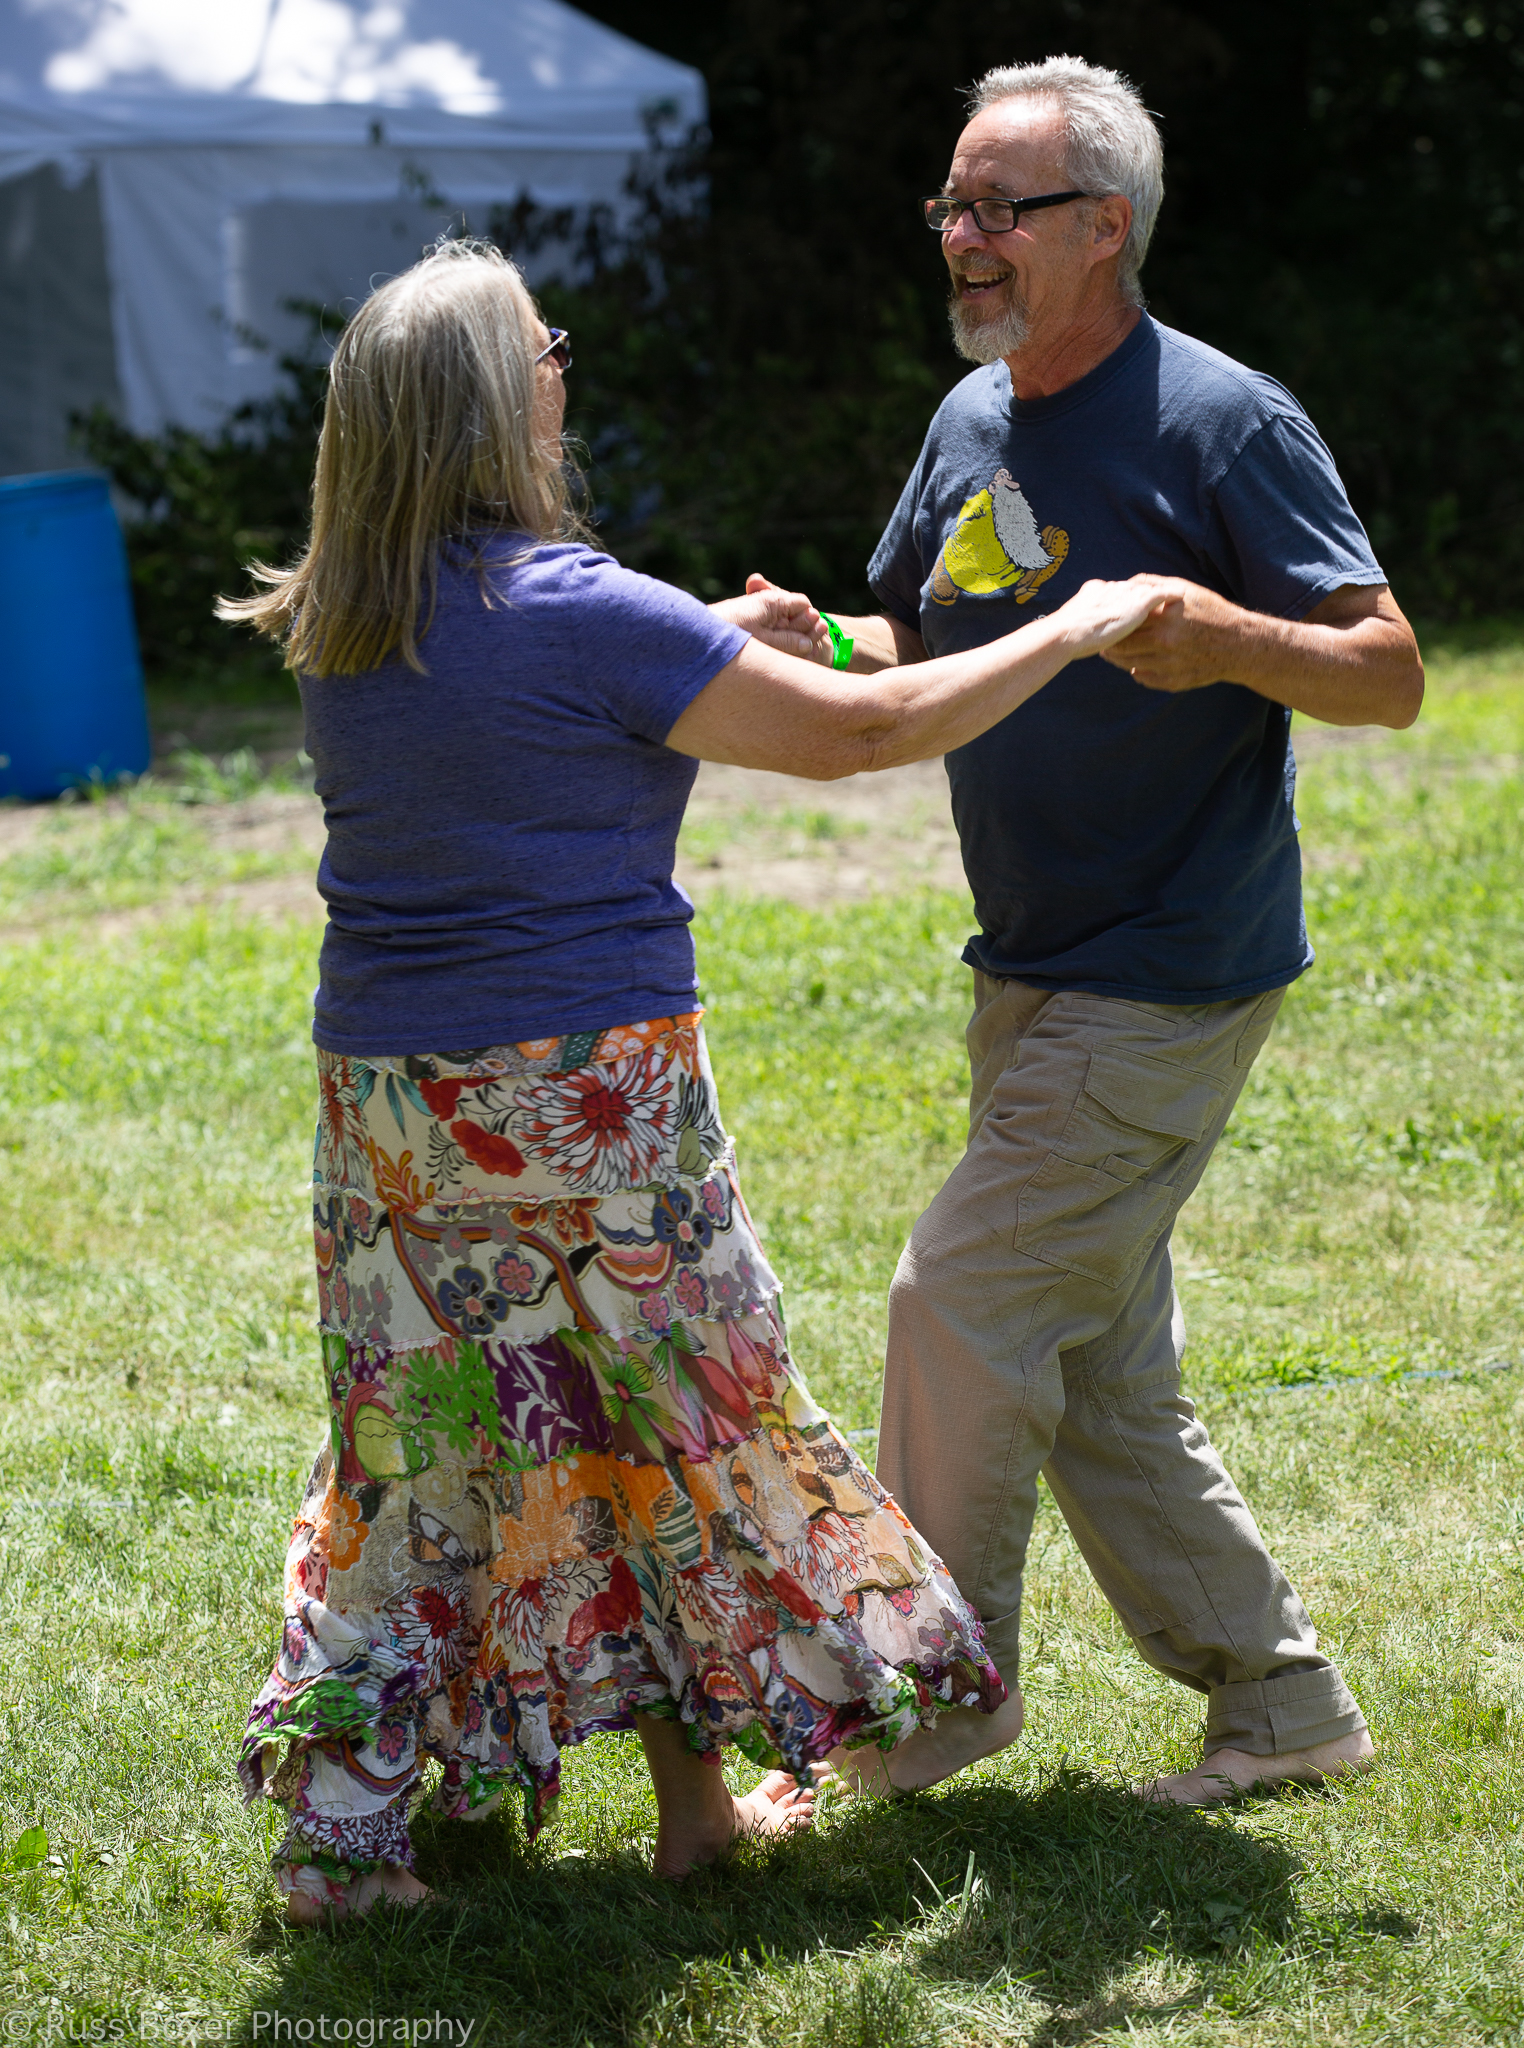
[942,209,991,256]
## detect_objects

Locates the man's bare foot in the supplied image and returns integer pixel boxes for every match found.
[1137,1727,1375,1807]
[827,1682,1025,1796]
[284,1862,433,1925]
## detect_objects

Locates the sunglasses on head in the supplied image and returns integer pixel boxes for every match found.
[536,328,573,371]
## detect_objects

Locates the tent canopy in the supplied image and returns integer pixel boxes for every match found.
[0,0,702,469]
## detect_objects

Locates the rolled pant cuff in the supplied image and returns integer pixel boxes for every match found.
[978,1608,1024,1682]
[1205,1669,1366,1758]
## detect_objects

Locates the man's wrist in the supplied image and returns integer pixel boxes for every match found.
[1204,602,1290,694]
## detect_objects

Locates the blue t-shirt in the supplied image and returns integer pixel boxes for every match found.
[868,314,1386,1002]
[302,538,747,1053]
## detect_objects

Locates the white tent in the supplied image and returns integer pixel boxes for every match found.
[0,0,704,473]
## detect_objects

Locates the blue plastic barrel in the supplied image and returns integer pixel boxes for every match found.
[0,469,151,800]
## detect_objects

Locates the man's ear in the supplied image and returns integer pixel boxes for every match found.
[1089,193,1132,266]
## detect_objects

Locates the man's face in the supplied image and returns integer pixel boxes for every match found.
[940,102,1093,364]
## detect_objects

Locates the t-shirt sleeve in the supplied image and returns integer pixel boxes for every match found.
[867,448,933,629]
[570,552,749,742]
[1203,412,1386,620]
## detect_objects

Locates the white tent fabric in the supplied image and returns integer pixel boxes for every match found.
[0,0,702,462]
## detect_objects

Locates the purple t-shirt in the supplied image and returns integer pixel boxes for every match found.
[301,538,746,1054]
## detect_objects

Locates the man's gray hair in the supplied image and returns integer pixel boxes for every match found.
[968,56,1164,306]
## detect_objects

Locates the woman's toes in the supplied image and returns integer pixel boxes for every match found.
[753,1768,800,1804]
[353,1866,432,1912]
[285,1888,343,1927]
[754,1765,825,1806]
[287,1865,431,1921]
[732,1786,814,1839]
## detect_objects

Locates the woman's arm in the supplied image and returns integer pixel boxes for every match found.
[666,577,1180,780]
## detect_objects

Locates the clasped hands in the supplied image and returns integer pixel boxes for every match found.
[1091,576,1245,693]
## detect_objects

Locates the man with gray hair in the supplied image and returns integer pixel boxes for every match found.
[776,56,1423,1803]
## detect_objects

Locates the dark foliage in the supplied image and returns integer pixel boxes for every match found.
[74,333,331,676]
[81,0,1524,673]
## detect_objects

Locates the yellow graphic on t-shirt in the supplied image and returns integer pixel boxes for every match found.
[930,467,1069,606]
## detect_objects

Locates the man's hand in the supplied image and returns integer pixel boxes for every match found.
[710,578,830,663]
[1098,582,1228,693]
[1100,578,1424,729]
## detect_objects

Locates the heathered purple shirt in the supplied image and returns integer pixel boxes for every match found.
[300,538,747,1054]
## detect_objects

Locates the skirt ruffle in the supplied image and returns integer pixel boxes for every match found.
[240,1015,1002,1879]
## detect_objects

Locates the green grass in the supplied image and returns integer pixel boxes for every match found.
[0,753,312,924]
[678,804,872,867]
[1,639,1524,2041]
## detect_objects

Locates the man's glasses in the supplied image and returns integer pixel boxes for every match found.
[536,328,573,371]
[922,191,1092,235]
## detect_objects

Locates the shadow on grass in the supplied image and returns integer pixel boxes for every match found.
[247,1766,1309,2046]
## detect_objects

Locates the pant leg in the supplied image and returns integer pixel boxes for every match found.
[878,973,1070,1669]
[1047,1229,1364,1754]
[880,974,1365,1755]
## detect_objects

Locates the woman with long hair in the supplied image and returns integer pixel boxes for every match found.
[223,240,1170,1921]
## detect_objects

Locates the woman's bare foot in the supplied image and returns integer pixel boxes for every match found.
[637,1715,817,1879]
[1136,1728,1375,1807]
[827,1681,1025,1797]
[284,1861,433,1925]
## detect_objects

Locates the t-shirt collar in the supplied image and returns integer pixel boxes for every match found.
[1003,312,1156,422]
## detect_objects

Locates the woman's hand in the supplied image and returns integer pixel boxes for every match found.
[709,579,830,662]
[1053,575,1187,660]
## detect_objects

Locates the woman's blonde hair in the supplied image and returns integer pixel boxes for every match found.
[217,239,580,676]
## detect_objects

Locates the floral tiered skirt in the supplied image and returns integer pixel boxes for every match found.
[239,1012,1002,1900]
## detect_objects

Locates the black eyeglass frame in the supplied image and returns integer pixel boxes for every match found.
[536,327,573,370]
[922,190,1094,234]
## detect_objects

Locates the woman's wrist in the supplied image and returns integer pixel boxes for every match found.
[818,612,856,671]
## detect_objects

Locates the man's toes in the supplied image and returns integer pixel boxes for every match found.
[1135,1766,1241,1807]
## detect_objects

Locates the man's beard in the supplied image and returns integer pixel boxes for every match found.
[947,279,1030,365]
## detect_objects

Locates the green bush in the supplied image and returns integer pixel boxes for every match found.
[74,330,329,677]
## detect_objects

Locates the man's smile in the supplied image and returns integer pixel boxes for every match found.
[952,263,1015,301]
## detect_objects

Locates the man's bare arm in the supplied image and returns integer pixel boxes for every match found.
[1100,581,1423,729]
[742,576,927,672]
[827,613,928,672]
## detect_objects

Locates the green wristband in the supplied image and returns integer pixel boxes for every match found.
[820,612,855,671]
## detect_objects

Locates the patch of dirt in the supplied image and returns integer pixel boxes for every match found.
[674,759,965,906]
[0,761,967,937]
[194,790,328,859]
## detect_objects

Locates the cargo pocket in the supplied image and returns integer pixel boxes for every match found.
[1014,1049,1226,1289]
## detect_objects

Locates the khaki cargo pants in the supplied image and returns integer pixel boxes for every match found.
[880,974,1365,1757]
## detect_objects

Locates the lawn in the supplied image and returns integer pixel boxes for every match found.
[1,630,1523,2044]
